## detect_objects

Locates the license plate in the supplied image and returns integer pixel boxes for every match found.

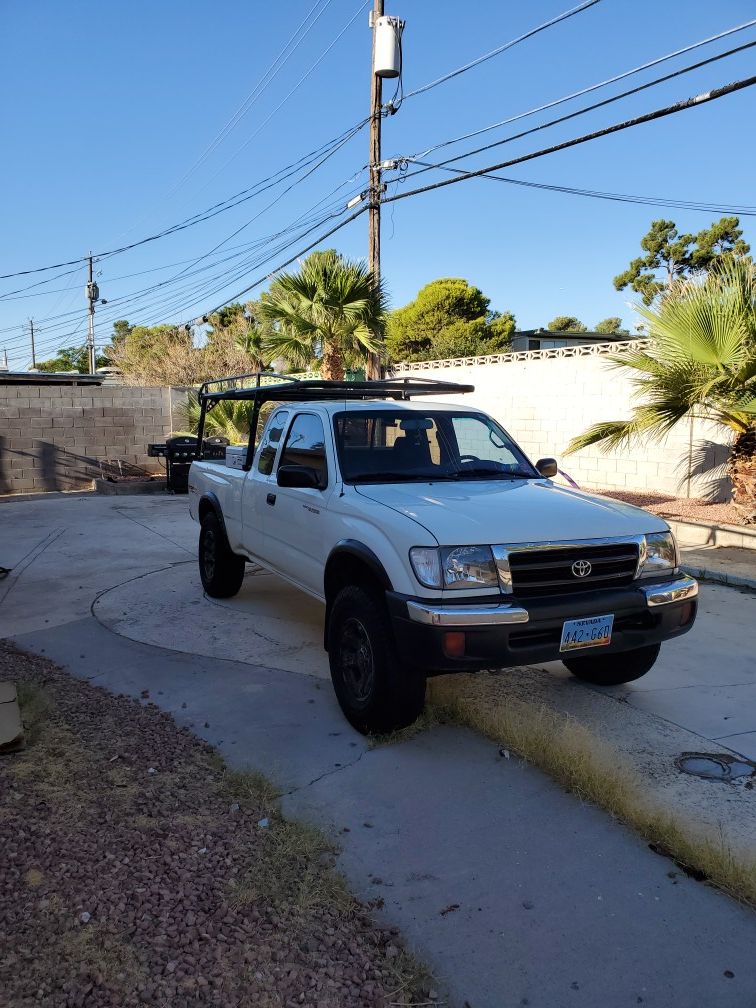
[560,614,614,652]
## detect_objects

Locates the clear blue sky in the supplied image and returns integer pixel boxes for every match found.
[2,0,755,368]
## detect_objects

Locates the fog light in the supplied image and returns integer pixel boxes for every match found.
[443,631,466,658]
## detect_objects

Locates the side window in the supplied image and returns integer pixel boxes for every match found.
[278,413,328,487]
[257,409,289,476]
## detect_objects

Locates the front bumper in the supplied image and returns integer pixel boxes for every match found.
[387,574,698,674]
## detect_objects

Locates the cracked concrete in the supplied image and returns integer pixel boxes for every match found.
[2,494,756,1008]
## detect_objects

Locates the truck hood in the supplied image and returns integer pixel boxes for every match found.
[356,479,669,545]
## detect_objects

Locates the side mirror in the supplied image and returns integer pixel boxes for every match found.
[277,464,321,489]
[535,457,558,478]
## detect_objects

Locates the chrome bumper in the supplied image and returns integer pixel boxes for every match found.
[639,574,698,607]
[406,601,529,627]
[406,574,698,626]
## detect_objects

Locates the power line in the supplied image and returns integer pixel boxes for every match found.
[0,118,369,282]
[14,179,369,352]
[0,198,356,344]
[203,0,372,182]
[402,0,604,101]
[389,41,756,189]
[0,196,361,346]
[412,160,756,215]
[27,205,366,356]
[398,18,756,163]
[157,0,339,202]
[381,75,756,206]
[192,205,368,323]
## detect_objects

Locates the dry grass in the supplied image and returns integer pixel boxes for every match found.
[53,925,145,993]
[369,706,441,749]
[220,765,281,814]
[12,685,137,814]
[230,813,355,916]
[384,949,437,1008]
[427,676,756,909]
[4,644,436,1007]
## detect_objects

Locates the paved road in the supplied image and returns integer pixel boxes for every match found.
[2,494,755,1008]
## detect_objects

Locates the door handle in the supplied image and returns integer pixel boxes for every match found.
[266,493,276,506]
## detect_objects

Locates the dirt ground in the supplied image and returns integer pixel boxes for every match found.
[596,488,743,526]
[0,643,431,1008]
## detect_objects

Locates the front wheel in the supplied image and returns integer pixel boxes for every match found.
[199,512,245,598]
[563,643,660,686]
[328,585,426,735]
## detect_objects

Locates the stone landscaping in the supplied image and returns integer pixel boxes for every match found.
[0,642,429,1008]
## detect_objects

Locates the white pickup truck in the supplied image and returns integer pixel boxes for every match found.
[188,375,698,734]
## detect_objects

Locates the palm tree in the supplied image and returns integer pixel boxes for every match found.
[566,259,756,521]
[261,250,386,380]
[178,391,257,444]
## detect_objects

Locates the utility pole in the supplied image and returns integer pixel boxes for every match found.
[86,254,97,374]
[366,0,384,381]
[29,319,36,368]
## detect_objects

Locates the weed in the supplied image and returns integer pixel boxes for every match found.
[427,677,756,908]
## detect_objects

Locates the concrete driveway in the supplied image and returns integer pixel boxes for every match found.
[2,493,756,1008]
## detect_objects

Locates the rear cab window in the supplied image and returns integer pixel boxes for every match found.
[257,409,290,476]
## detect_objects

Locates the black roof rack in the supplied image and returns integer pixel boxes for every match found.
[197,372,474,404]
[194,372,475,470]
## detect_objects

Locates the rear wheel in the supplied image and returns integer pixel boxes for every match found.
[328,584,426,735]
[199,512,245,598]
[563,643,660,686]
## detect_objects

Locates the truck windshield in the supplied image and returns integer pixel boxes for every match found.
[333,410,538,484]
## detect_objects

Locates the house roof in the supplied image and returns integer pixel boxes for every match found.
[514,329,632,343]
[0,370,104,386]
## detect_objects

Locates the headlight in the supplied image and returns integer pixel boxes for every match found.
[640,532,678,576]
[410,546,499,590]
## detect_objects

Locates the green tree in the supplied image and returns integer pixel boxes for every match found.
[594,317,629,335]
[386,278,514,362]
[691,216,750,270]
[614,217,751,305]
[261,250,386,380]
[547,315,587,333]
[567,259,756,521]
[36,345,108,373]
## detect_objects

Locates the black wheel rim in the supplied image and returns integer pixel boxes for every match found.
[202,528,216,581]
[338,617,375,705]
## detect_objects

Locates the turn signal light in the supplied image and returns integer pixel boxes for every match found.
[443,631,466,658]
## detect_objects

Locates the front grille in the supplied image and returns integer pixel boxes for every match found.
[508,543,640,598]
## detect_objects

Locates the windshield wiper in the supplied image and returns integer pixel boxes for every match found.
[452,466,533,479]
[349,471,459,483]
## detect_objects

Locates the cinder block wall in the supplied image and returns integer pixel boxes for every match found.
[0,385,179,494]
[393,356,731,500]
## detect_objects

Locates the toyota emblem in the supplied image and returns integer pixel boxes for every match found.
[571,559,592,578]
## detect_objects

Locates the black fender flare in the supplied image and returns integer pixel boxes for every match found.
[323,540,393,650]
[197,492,228,535]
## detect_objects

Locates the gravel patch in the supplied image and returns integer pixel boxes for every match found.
[0,642,432,1008]
[596,489,743,526]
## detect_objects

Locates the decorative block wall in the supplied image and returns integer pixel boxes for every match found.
[0,385,181,494]
[393,353,731,500]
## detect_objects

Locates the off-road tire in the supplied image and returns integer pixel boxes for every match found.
[328,584,426,735]
[199,512,245,598]
[563,643,661,686]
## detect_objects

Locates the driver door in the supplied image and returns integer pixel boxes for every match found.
[264,411,332,596]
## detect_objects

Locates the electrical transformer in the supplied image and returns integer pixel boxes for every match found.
[373,15,404,78]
